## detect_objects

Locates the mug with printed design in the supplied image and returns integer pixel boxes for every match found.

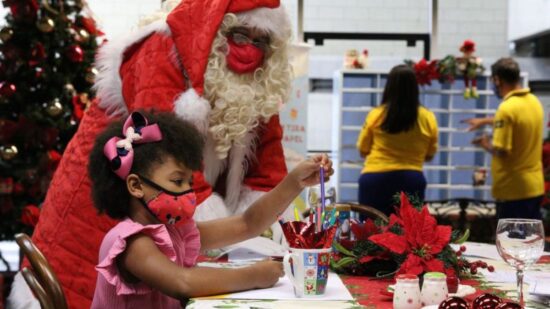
[283,247,331,297]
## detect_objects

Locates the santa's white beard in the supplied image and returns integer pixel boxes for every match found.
[204,58,280,160]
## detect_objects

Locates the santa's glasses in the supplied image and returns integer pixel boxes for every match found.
[228,31,270,52]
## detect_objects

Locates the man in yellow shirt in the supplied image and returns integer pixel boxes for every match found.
[472,58,544,219]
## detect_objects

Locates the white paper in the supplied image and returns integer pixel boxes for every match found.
[221,237,287,262]
[451,242,504,260]
[530,280,550,296]
[451,242,550,261]
[197,272,353,301]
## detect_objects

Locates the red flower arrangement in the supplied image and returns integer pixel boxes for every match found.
[404,59,439,86]
[331,193,488,279]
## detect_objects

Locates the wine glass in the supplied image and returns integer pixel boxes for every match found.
[496,219,545,306]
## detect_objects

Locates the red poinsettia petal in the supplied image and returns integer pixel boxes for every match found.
[398,254,424,276]
[429,225,452,254]
[359,255,377,263]
[415,207,437,247]
[369,233,408,254]
[351,220,378,241]
[423,258,445,273]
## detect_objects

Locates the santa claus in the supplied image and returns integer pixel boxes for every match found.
[9,1,293,308]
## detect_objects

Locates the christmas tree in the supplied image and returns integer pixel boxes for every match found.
[0,0,102,240]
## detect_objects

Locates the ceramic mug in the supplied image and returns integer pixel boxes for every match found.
[283,247,331,297]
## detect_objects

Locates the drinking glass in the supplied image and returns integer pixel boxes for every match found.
[496,219,545,306]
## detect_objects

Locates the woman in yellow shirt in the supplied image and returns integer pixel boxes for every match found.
[356,65,438,215]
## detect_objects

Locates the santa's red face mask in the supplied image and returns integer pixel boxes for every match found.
[226,37,265,74]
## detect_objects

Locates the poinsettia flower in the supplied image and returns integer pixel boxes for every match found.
[413,59,439,86]
[369,192,452,275]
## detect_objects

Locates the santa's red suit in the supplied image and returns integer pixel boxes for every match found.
[11,1,291,308]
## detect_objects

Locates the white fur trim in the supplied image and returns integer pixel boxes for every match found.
[7,272,41,309]
[173,89,212,136]
[94,20,170,117]
[236,5,291,40]
[193,193,229,222]
[224,132,258,211]
[203,135,228,186]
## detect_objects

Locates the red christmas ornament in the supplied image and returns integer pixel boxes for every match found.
[21,204,40,227]
[439,297,470,309]
[0,177,14,194]
[6,0,39,21]
[29,42,46,66]
[0,82,16,97]
[472,293,503,309]
[66,45,84,62]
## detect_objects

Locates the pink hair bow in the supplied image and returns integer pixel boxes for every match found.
[103,112,163,179]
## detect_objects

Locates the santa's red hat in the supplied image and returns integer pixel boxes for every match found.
[459,39,475,53]
[167,0,291,133]
[95,0,290,134]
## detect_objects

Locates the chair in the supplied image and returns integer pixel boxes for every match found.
[20,268,53,309]
[15,233,67,309]
[303,203,389,224]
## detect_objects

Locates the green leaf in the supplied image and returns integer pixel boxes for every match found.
[331,256,356,269]
[453,229,470,244]
[333,242,356,257]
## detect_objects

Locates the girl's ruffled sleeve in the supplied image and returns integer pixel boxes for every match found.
[96,222,176,296]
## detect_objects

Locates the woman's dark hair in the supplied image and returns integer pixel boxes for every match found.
[491,57,520,85]
[88,111,204,219]
[380,65,420,134]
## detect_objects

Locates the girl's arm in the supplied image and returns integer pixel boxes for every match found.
[119,233,283,299]
[197,154,333,251]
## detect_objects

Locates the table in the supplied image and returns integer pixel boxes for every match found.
[188,243,550,308]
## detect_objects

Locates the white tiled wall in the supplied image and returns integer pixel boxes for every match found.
[0,1,508,59]
[282,0,509,59]
[87,0,161,39]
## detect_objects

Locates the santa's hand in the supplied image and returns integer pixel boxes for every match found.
[290,154,334,189]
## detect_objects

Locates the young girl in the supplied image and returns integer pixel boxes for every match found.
[88,111,332,308]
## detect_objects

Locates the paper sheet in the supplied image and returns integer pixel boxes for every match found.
[218,237,287,262]
[530,280,550,297]
[197,271,353,301]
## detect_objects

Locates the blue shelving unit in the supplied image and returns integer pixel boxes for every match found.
[332,69,528,203]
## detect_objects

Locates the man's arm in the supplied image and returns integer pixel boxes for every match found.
[472,134,507,157]
[462,117,494,131]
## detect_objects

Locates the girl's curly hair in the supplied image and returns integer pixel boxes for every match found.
[88,111,204,219]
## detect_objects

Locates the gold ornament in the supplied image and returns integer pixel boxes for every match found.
[0,144,18,161]
[36,17,55,33]
[85,67,98,84]
[46,98,63,117]
[76,29,90,42]
[63,83,76,96]
[0,27,13,42]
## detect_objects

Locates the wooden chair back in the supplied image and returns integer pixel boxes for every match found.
[20,267,54,309]
[15,233,67,309]
[302,202,389,224]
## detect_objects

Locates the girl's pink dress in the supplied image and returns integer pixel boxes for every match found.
[91,218,201,308]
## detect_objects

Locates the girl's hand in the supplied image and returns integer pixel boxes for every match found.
[290,154,334,189]
[250,260,284,289]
